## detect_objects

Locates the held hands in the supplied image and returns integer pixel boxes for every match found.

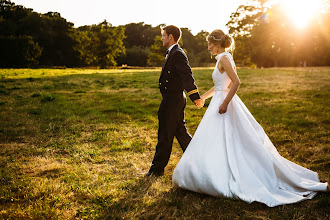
[194,98,204,109]
[219,102,228,114]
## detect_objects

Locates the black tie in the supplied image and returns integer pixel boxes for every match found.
[165,50,169,59]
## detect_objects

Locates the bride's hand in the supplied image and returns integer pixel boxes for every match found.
[219,103,228,114]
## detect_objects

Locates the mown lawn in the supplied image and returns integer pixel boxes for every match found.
[0,67,329,219]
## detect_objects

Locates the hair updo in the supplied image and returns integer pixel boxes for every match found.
[207,29,234,51]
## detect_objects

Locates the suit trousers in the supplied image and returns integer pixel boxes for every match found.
[150,91,192,173]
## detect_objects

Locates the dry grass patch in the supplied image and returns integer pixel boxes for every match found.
[0,67,329,219]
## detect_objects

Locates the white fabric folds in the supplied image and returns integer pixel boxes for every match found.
[172,52,327,207]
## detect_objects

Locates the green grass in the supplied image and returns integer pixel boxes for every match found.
[0,67,329,219]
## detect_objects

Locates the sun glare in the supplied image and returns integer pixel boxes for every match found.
[278,0,324,28]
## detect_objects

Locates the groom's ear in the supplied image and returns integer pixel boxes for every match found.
[168,34,174,41]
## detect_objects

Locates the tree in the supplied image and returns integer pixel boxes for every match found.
[123,46,149,67]
[116,22,161,66]
[226,1,266,38]
[0,35,42,67]
[147,35,167,67]
[187,30,212,66]
[71,28,94,66]
[34,12,79,67]
[122,22,160,48]
[226,1,267,66]
[0,1,81,67]
[227,0,329,67]
[79,20,125,68]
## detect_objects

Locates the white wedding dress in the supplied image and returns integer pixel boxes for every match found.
[172,52,327,207]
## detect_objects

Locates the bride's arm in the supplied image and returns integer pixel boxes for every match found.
[218,56,240,114]
[200,86,215,101]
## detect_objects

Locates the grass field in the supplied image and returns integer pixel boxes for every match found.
[0,67,329,219]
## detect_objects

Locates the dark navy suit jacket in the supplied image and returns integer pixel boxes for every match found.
[159,44,200,101]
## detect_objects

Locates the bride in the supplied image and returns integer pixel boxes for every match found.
[172,29,327,207]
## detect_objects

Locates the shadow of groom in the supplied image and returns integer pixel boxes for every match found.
[100,173,202,219]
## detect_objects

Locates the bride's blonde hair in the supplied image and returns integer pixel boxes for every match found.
[207,30,235,53]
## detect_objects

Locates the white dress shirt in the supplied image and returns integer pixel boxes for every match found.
[165,43,178,59]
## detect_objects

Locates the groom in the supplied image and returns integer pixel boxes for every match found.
[147,25,204,177]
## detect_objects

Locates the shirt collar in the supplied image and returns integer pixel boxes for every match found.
[167,43,178,53]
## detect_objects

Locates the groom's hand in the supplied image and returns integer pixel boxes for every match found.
[194,99,204,109]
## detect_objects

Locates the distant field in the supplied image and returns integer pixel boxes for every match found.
[0,67,329,219]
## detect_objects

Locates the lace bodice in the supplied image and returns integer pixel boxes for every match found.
[212,52,236,91]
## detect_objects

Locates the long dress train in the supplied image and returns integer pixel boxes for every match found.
[172,52,327,207]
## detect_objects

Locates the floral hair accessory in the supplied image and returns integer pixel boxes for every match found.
[209,35,225,41]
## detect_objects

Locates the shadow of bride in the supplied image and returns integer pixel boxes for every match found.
[97,174,330,219]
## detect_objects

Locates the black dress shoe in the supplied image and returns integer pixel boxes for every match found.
[145,171,164,177]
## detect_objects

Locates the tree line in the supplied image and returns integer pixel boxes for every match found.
[0,0,329,68]
[0,0,211,68]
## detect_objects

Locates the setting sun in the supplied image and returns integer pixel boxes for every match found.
[277,0,325,28]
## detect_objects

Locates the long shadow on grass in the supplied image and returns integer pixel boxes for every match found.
[101,175,330,219]
[100,175,270,219]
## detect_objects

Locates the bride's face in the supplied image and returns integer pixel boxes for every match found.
[207,42,219,55]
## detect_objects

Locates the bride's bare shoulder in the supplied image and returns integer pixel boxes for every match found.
[217,55,230,73]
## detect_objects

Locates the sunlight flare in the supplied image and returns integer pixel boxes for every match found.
[277,0,324,28]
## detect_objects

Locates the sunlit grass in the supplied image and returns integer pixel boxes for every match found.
[0,67,329,219]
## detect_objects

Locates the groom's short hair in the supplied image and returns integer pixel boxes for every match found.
[163,25,181,42]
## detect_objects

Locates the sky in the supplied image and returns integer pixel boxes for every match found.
[13,0,247,35]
